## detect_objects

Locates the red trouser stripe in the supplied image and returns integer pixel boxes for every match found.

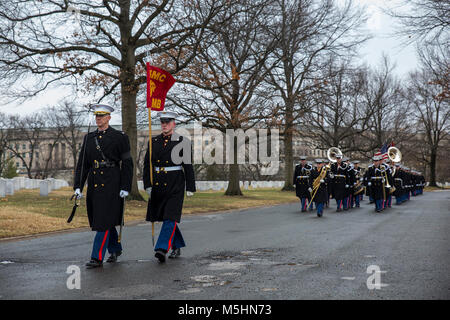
[167,222,177,250]
[99,230,109,261]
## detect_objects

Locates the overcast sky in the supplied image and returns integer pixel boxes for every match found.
[1,0,417,124]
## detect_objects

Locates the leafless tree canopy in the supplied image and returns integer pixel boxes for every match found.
[387,0,450,46]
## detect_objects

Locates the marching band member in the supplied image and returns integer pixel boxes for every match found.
[366,155,385,213]
[309,159,329,217]
[294,156,313,212]
[330,154,349,212]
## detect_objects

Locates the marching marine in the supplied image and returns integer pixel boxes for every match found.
[308,159,330,217]
[330,154,349,212]
[73,104,134,268]
[293,156,313,212]
[143,111,196,262]
[366,155,385,212]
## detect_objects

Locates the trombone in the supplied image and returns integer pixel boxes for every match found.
[307,147,342,210]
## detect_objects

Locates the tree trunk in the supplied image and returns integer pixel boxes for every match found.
[121,57,144,200]
[282,104,294,191]
[225,163,242,195]
[121,87,143,200]
[429,149,437,187]
[225,138,242,196]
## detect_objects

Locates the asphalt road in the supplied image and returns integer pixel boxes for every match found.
[1,191,449,300]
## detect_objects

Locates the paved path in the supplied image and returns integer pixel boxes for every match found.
[1,191,449,299]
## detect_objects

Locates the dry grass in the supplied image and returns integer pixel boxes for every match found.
[424,186,450,192]
[0,187,297,239]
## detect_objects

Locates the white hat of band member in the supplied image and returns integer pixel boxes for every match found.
[91,104,114,115]
[158,111,178,120]
[299,155,307,160]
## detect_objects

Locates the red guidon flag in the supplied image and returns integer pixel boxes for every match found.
[146,63,176,111]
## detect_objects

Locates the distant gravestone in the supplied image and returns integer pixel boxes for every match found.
[6,180,14,195]
[24,179,33,189]
[0,179,6,197]
[40,180,51,196]
[138,181,144,190]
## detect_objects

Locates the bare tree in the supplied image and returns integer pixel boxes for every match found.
[174,0,279,195]
[51,101,87,170]
[358,56,413,157]
[305,58,372,155]
[387,0,450,46]
[0,0,232,199]
[0,112,11,176]
[266,0,369,190]
[6,113,46,178]
[405,68,450,186]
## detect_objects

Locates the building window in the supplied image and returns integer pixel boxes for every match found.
[22,144,26,150]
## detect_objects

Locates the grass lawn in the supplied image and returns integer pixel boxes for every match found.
[0,187,297,239]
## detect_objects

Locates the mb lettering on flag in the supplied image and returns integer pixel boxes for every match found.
[146,63,176,111]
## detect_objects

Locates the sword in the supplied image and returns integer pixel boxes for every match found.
[67,194,79,223]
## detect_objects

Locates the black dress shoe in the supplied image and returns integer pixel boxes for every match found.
[155,250,166,263]
[86,258,103,268]
[106,251,122,263]
[168,248,181,259]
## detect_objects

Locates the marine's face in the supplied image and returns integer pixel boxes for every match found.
[161,119,175,135]
[95,114,111,129]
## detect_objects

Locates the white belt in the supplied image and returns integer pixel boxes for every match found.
[297,176,309,179]
[155,166,182,172]
[395,178,402,181]
[335,175,345,178]
[371,177,382,179]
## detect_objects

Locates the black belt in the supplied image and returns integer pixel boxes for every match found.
[94,160,116,168]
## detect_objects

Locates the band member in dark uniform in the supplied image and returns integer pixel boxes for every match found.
[73,104,134,268]
[366,155,385,212]
[330,154,349,212]
[382,160,394,208]
[344,157,355,209]
[309,159,329,217]
[293,156,313,212]
[143,111,196,262]
[351,160,363,208]
[393,163,405,205]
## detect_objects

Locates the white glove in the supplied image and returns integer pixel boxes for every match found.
[368,182,372,186]
[329,173,334,179]
[119,190,129,198]
[345,185,349,188]
[308,188,312,193]
[74,188,83,199]
[146,187,152,201]
[320,179,324,183]
[360,178,363,181]
[186,191,194,197]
